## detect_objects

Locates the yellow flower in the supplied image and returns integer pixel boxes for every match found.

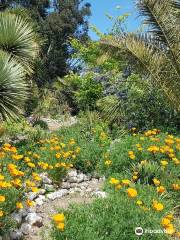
[132,175,138,181]
[0,210,4,217]
[157,186,166,194]
[122,179,131,186]
[153,178,160,186]
[31,187,39,193]
[0,195,5,202]
[104,160,112,166]
[27,162,35,168]
[26,199,34,207]
[115,184,122,190]
[165,223,175,235]
[126,188,137,198]
[109,178,119,185]
[12,154,23,161]
[24,157,31,163]
[172,184,180,191]
[161,160,168,167]
[0,174,4,180]
[16,202,23,209]
[161,218,171,227]
[56,222,65,231]
[147,145,159,153]
[55,153,61,159]
[165,139,174,145]
[165,214,174,220]
[53,213,65,223]
[152,200,164,211]
[136,200,143,206]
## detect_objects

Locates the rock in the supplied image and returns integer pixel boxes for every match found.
[70,182,78,188]
[69,177,78,183]
[26,192,37,201]
[18,209,28,218]
[83,174,91,181]
[11,213,22,225]
[67,169,77,178]
[35,195,45,206]
[91,178,99,184]
[93,191,107,199]
[20,223,32,235]
[47,189,68,200]
[86,188,92,193]
[9,230,23,240]
[39,189,46,195]
[0,236,2,240]
[80,186,86,191]
[25,213,43,227]
[44,184,55,192]
[41,176,52,185]
[61,182,70,189]
[81,182,88,188]
[77,173,84,183]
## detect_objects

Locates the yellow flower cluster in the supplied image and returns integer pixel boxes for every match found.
[52,213,65,231]
[0,135,80,225]
[110,129,180,237]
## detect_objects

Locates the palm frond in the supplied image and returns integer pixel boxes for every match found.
[0,12,39,74]
[136,0,180,73]
[101,34,180,110]
[0,51,28,120]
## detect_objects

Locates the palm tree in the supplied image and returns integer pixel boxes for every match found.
[0,11,38,120]
[101,0,180,111]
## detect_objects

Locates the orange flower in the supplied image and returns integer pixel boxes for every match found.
[126,188,137,198]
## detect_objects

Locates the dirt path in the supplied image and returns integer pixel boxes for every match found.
[24,180,104,240]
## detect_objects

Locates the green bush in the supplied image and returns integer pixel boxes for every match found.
[58,123,111,173]
[51,188,170,240]
[33,120,49,130]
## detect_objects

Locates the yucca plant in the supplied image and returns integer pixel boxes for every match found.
[0,11,38,120]
[101,0,180,111]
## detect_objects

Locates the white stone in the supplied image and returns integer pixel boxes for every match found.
[47,189,68,200]
[81,182,88,188]
[69,177,77,183]
[67,169,77,178]
[41,176,52,184]
[9,230,23,240]
[18,209,28,218]
[25,213,43,227]
[11,213,22,225]
[61,182,70,189]
[93,191,107,199]
[44,184,55,192]
[86,188,92,193]
[26,192,37,201]
[39,189,46,195]
[20,223,32,235]
[91,178,99,184]
[77,173,84,183]
[83,174,91,181]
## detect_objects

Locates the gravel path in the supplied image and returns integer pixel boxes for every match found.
[24,180,104,240]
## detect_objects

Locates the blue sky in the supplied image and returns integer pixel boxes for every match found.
[87,0,141,39]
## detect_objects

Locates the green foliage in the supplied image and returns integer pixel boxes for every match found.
[56,73,103,112]
[33,120,49,130]
[101,0,180,111]
[71,38,124,72]
[97,73,179,131]
[51,189,170,240]
[58,123,110,173]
